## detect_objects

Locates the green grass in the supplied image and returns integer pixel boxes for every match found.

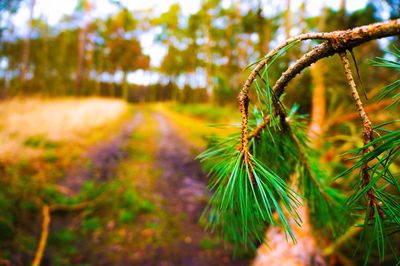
[168,103,239,123]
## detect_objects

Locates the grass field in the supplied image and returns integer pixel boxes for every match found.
[0,97,129,162]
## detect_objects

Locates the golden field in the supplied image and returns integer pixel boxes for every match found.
[0,97,129,161]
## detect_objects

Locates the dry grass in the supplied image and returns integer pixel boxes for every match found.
[0,97,128,161]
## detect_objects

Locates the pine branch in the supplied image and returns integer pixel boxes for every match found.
[241,19,400,143]
[202,20,400,257]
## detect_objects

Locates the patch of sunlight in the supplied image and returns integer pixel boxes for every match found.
[156,103,238,150]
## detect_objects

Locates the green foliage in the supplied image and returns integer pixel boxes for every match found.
[199,37,400,265]
[24,135,59,149]
[199,144,300,250]
[170,103,238,122]
[370,46,400,109]
[199,41,348,253]
[82,217,101,232]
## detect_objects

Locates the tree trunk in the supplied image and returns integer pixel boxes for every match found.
[205,17,214,103]
[75,0,91,95]
[309,62,327,140]
[253,204,326,266]
[284,0,291,39]
[76,25,87,95]
[257,0,271,57]
[309,6,328,142]
[122,71,129,101]
[20,0,35,89]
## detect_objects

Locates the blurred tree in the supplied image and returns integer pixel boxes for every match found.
[20,0,35,88]
[75,0,92,95]
[105,8,149,100]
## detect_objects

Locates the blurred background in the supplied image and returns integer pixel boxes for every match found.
[0,0,398,103]
[0,0,399,265]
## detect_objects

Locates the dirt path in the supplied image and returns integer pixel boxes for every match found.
[59,112,143,193]
[48,110,248,265]
[146,113,247,266]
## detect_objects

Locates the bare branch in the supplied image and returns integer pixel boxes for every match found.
[339,51,383,219]
[242,19,400,142]
[32,205,50,266]
[273,19,400,98]
[339,52,372,145]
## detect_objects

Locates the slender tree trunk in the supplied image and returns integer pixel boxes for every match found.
[95,55,103,96]
[340,0,346,17]
[284,0,291,39]
[122,71,129,101]
[1,14,13,97]
[84,36,94,96]
[205,19,213,103]
[76,26,87,95]
[309,6,328,142]
[75,0,91,96]
[257,0,271,57]
[20,0,35,89]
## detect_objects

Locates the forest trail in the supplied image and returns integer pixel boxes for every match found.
[49,109,248,266]
[147,113,247,265]
[59,112,144,194]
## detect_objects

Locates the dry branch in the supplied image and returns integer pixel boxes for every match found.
[32,205,50,266]
[339,51,383,218]
[242,19,400,141]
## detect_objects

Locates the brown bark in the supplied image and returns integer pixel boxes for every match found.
[339,52,383,219]
[248,19,400,141]
[241,19,400,110]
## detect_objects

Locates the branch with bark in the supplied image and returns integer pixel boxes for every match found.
[243,19,400,141]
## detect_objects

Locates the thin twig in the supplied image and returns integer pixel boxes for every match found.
[242,19,400,102]
[339,52,372,142]
[339,51,383,218]
[32,205,50,266]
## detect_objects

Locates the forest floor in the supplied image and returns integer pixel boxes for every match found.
[49,108,247,265]
[5,100,247,265]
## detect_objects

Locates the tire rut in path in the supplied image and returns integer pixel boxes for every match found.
[60,112,143,194]
[150,112,247,266]
[46,112,143,265]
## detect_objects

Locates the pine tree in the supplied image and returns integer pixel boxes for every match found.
[199,19,400,265]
